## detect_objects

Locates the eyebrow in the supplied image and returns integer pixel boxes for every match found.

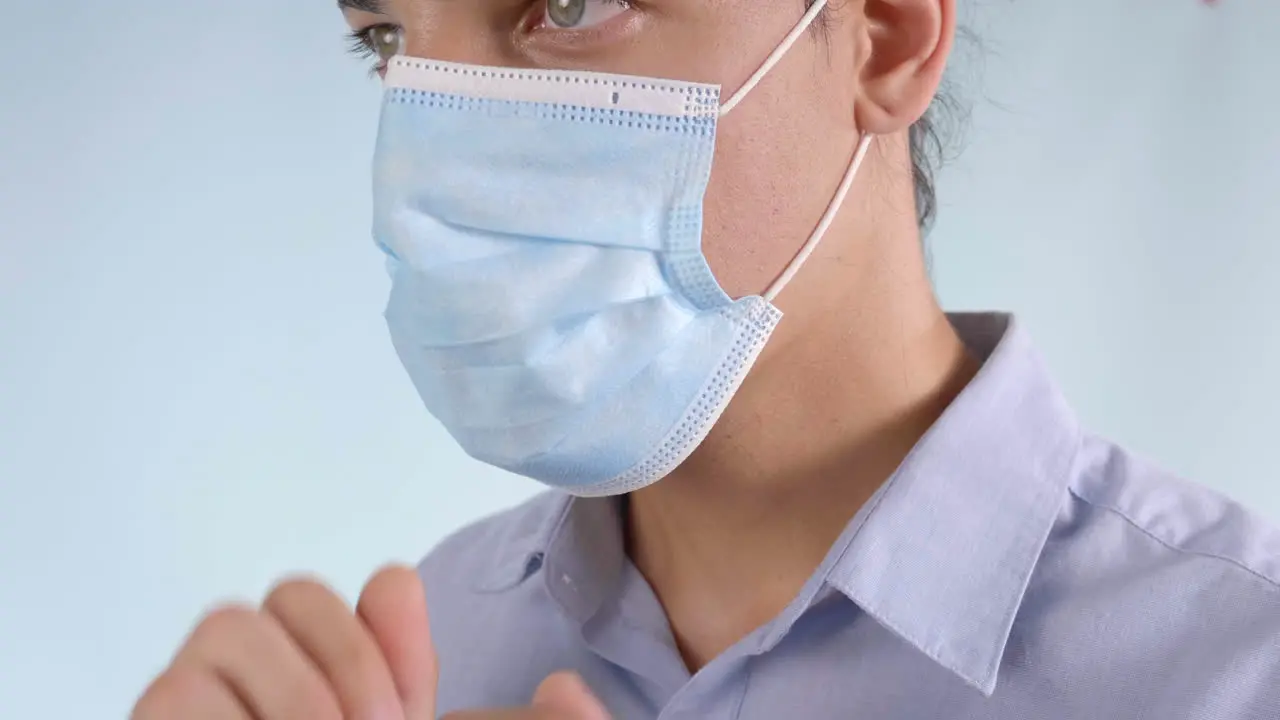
[337,0,384,12]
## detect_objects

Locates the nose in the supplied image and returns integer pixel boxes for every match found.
[389,0,521,66]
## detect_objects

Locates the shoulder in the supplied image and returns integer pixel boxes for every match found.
[1021,435,1280,711]
[1068,434,1280,592]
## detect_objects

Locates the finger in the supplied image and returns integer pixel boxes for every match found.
[532,673,611,720]
[440,711,558,720]
[439,678,610,720]
[264,578,404,720]
[132,665,253,720]
[169,604,342,720]
[440,674,609,720]
[357,565,438,720]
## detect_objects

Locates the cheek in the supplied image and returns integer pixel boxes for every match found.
[699,96,851,299]
[699,131,793,299]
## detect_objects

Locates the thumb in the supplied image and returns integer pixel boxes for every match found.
[532,672,610,720]
[357,565,438,720]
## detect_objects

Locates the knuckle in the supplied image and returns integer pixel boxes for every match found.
[362,564,417,596]
[442,707,552,712]
[260,578,398,717]
[337,625,383,669]
[130,667,212,719]
[263,576,332,613]
[284,683,345,720]
[187,603,262,649]
[330,636,399,702]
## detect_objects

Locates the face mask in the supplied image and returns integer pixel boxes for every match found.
[373,0,871,496]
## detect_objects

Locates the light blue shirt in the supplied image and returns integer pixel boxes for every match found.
[418,314,1280,719]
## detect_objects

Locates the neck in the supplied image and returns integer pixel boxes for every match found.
[626,186,978,670]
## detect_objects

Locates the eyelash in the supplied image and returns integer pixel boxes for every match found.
[345,25,395,76]
[344,0,633,74]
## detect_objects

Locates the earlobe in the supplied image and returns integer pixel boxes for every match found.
[853,0,954,135]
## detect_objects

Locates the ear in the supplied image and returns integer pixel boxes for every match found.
[853,0,955,134]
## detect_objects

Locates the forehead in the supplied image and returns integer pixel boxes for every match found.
[338,0,384,11]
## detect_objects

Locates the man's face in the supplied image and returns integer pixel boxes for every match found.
[339,0,866,302]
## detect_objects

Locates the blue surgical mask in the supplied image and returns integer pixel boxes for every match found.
[373,0,871,496]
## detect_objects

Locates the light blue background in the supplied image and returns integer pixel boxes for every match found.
[1,0,1276,717]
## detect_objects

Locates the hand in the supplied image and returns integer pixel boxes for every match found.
[441,673,609,720]
[131,565,609,720]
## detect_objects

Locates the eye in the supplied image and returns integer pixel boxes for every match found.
[542,0,630,30]
[346,23,405,73]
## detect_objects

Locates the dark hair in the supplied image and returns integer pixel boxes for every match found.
[804,0,959,232]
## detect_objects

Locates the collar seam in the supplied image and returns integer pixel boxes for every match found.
[1066,484,1280,592]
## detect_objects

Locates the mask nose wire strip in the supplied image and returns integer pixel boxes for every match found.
[718,0,830,117]
[763,132,874,303]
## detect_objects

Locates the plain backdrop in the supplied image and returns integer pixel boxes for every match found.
[1,0,1277,717]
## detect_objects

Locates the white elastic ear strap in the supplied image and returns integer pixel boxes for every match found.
[719,0,830,116]
[713,0,866,302]
[764,132,874,302]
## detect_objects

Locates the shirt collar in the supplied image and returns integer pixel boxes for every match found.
[479,313,1082,696]
[473,484,625,622]
[822,313,1081,695]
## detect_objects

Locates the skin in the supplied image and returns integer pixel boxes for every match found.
[134,0,969,716]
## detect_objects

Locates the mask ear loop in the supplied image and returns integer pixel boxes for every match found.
[763,132,873,302]
[719,0,830,117]
[713,0,872,303]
